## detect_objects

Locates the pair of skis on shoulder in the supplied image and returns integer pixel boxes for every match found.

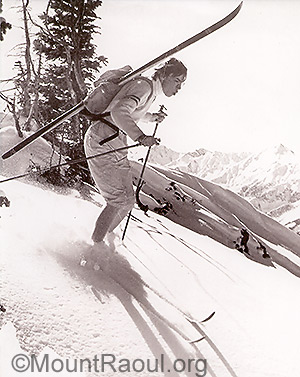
[2,2,243,161]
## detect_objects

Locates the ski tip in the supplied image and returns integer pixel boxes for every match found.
[233,1,243,17]
[189,336,205,344]
[201,311,216,323]
[229,2,243,19]
[2,148,15,160]
[185,311,216,324]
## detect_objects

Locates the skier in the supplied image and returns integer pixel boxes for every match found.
[84,58,187,261]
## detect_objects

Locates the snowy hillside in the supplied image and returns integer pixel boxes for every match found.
[1,126,300,377]
[1,171,300,377]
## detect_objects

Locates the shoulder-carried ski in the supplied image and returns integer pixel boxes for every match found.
[120,1,243,84]
[2,2,242,160]
[2,102,84,160]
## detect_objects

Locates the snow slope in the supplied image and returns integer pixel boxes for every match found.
[1,125,300,377]
[130,161,300,267]
[1,175,300,376]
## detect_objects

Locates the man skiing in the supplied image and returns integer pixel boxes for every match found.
[84,58,187,262]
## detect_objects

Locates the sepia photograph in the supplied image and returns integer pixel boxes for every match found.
[0,1,299,376]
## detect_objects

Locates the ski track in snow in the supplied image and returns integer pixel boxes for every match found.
[1,178,300,377]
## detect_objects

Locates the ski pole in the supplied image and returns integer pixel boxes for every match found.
[0,143,140,184]
[122,105,166,241]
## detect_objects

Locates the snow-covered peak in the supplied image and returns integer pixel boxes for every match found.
[253,143,297,171]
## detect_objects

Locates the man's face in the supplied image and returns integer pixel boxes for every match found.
[161,74,186,97]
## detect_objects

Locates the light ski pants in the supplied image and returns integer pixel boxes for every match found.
[84,127,135,242]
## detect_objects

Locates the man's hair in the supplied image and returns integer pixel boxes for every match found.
[154,58,187,79]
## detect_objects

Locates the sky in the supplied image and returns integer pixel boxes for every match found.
[1,0,300,155]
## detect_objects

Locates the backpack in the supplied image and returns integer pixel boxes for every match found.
[83,65,153,115]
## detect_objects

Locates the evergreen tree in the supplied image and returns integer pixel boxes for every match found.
[3,0,107,186]
[0,0,12,42]
[0,16,12,41]
[33,0,108,184]
[36,0,107,122]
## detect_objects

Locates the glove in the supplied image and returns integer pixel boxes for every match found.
[150,111,168,123]
[137,135,160,147]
